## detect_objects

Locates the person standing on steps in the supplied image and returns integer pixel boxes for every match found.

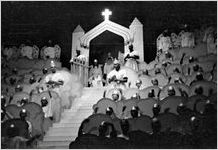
[124,44,139,72]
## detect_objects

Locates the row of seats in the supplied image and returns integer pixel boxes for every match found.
[1,53,65,148]
[69,98,216,148]
[70,34,217,148]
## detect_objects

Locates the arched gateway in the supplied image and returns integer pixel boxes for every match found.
[70,9,144,86]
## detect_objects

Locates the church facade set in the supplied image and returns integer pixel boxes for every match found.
[70,9,144,86]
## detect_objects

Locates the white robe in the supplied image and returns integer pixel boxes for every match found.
[107,69,127,90]
[89,66,103,87]
[124,51,139,72]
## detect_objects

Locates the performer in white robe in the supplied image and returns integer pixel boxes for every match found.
[103,57,114,85]
[89,59,103,87]
[107,59,128,91]
[124,45,139,72]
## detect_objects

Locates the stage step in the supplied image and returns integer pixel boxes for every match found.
[37,87,105,149]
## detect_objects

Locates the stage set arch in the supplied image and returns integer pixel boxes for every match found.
[70,9,144,86]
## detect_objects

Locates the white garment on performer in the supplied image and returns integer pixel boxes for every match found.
[107,69,127,81]
[124,51,139,72]
[107,69,127,90]
[181,32,195,48]
[26,120,32,136]
[206,34,217,54]
[89,66,103,87]
[91,75,103,87]
[42,99,53,118]
[104,63,114,76]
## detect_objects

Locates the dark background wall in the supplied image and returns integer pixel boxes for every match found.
[1,1,217,69]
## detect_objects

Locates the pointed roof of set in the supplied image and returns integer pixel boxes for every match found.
[73,25,84,33]
[130,17,143,26]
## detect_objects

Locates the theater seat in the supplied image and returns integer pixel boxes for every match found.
[128,115,152,133]
[92,98,117,115]
[82,114,113,135]
[190,80,217,97]
[139,86,161,99]
[137,98,158,117]
[160,96,187,115]
[157,112,179,132]
[2,118,29,138]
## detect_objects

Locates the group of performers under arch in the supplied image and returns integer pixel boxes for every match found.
[88,44,139,89]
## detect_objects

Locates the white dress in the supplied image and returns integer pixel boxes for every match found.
[89,66,103,87]
[124,51,139,72]
[107,69,127,90]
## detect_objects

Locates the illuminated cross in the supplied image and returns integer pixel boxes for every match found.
[102,9,112,21]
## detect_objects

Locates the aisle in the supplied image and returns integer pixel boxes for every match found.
[38,87,106,149]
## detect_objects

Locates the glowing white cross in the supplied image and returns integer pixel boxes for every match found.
[102,9,112,21]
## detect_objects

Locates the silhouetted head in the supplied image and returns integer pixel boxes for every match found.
[93,59,98,67]
[120,119,129,135]
[7,124,19,138]
[20,97,28,106]
[151,78,159,86]
[15,84,22,92]
[42,68,48,74]
[193,64,199,72]
[189,56,194,63]
[177,103,186,115]
[194,86,203,95]
[152,103,161,117]
[50,61,56,73]
[152,118,161,134]
[106,107,114,116]
[130,106,139,118]
[203,100,215,115]
[41,97,48,107]
[196,72,204,81]
[129,44,134,52]
[19,109,27,120]
[98,121,109,137]
[29,77,36,84]
[190,116,200,131]
[148,89,155,98]
[167,86,176,96]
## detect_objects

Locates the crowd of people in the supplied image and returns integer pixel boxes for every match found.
[70,24,217,149]
[89,44,140,87]
[1,23,217,149]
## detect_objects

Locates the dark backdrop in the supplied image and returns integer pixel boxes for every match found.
[1,1,217,69]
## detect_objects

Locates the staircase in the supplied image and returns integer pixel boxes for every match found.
[37,87,106,149]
